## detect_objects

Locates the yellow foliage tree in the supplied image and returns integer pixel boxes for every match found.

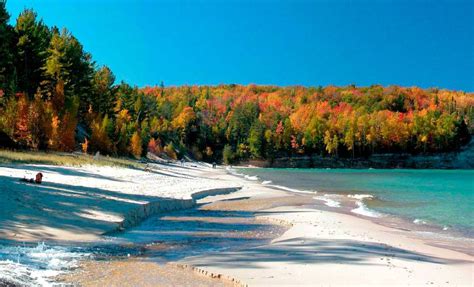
[48,115,60,150]
[130,131,142,158]
[81,138,88,154]
[172,106,196,130]
[90,115,114,154]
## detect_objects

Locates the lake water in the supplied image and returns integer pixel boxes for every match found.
[236,168,474,236]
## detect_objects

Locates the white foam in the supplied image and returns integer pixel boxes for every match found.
[225,167,245,177]
[244,175,259,181]
[313,196,341,208]
[0,242,90,286]
[351,201,382,218]
[266,184,316,194]
[226,167,316,194]
[413,219,428,225]
[348,194,374,200]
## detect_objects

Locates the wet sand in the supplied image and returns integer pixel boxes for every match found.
[58,193,291,286]
[59,259,236,287]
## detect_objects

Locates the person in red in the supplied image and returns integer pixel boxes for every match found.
[35,172,43,184]
[21,172,43,184]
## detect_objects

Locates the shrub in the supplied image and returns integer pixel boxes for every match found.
[223,144,235,165]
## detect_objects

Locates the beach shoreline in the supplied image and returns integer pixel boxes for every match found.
[1,161,473,286]
[231,166,474,253]
[59,167,473,286]
[180,180,474,286]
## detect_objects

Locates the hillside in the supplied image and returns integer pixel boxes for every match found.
[0,3,473,165]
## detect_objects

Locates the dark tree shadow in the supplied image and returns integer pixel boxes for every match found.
[2,164,126,182]
[0,173,180,242]
[185,233,471,269]
[106,205,281,261]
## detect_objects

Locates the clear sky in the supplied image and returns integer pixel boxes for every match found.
[6,0,474,91]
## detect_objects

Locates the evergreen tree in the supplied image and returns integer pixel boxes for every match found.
[91,65,116,115]
[0,0,16,95]
[42,27,93,115]
[15,9,50,97]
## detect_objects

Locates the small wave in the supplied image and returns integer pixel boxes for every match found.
[351,201,382,218]
[226,167,315,194]
[348,194,374,200]
[413,219,428,225]
[0,242,90,286]
[225,167,245,177]
[443,226,450,231]
[244,175,259,181]
[266,184,316,194]
[313,196,341,208]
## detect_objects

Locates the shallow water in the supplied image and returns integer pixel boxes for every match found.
[0,242,90,286]
[0,202,282,286]
[236,168,474,237]
[108,206,282,261]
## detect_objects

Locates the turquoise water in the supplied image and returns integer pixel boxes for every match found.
[238,168,474,234]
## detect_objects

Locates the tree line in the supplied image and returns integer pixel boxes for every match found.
[0,2,472,163]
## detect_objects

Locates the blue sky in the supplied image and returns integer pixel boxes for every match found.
[6,0,474,91]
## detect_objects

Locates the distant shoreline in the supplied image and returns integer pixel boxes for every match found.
[236,140,474,169]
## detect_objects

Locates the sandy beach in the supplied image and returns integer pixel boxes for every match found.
[184,184,474,286]
[0,161,240,242]
[1,161,473,286]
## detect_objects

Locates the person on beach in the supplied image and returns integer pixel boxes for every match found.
[20,172,43,184]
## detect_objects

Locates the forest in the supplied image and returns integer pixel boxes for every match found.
[0,3,473,164]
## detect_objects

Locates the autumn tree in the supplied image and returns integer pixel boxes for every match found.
[0,0,473,162]
[130,131,142,158]
[90,115,114,154]
[13,94,31,146]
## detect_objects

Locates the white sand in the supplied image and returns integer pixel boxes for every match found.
[184,179,474,287]
[0,162,240,242]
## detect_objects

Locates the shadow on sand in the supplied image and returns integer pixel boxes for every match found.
[187,237,471,269]
[106,198,469,267]
[0,171,174,241]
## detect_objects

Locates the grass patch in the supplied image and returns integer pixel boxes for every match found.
[0,149,144,169]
